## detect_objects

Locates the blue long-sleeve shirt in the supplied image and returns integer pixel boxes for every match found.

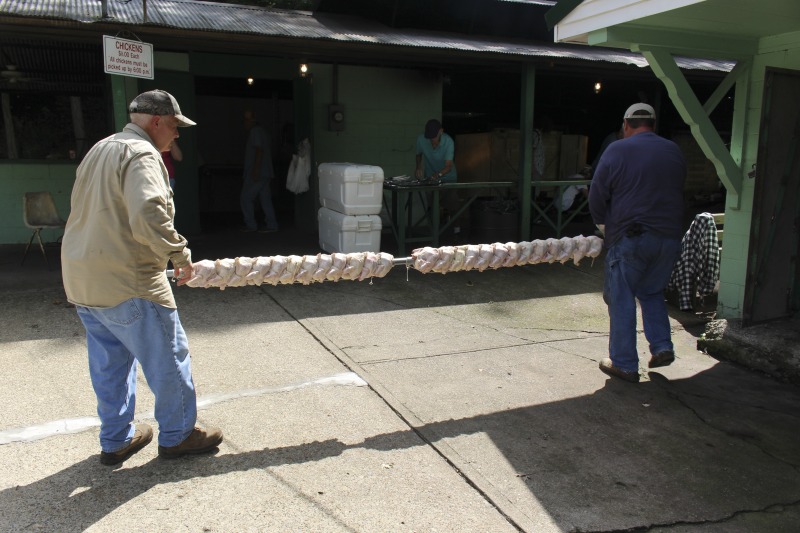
[589,131,686,247]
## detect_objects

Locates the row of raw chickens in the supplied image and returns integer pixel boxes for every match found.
[412,235,604,274]
[185,252,395,289]
[182,235,604,289]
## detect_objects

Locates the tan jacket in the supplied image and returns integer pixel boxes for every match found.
[61,123,191,308]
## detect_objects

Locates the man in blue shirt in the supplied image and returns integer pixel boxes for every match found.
[589,103,686,383]
[415,119,457,183]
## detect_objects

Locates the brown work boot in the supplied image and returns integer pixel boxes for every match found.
[100,423,153,465]
[599,358,640,383]
[648,350,675,368]
[158,426,223,459]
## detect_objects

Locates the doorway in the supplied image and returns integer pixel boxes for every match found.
[194,76,295,231]
[743,67,800,325]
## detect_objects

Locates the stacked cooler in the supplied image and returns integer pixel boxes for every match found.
[318,163,384,253]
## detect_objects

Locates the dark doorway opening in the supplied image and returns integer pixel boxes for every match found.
[743,67,800,325]
[194,76,295,231]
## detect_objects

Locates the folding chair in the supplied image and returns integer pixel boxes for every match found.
[21,191,66,268]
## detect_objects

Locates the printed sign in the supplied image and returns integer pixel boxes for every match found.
[103,35,154,79]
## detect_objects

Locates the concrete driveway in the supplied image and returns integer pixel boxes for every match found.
[2,232,799,532]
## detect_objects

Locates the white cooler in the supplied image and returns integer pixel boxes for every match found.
[318,162,384,215]
[318,207,382,253]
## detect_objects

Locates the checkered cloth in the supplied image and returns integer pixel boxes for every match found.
[667,212,720,311]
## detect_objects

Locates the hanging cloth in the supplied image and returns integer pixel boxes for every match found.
[286,138,311,194]
[668,212,721,311]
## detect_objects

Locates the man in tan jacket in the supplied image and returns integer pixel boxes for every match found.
[62,90,222,465]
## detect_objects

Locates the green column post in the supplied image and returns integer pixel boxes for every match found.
[110,75,138,131]
[519,64,535,241]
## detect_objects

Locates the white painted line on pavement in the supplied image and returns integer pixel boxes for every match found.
[0,372,367,445]
[196,371,367,408]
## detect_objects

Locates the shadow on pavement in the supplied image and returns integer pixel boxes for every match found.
[3,363,798,532]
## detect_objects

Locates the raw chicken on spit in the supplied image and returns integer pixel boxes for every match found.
[185,251,395,288]
[179,235,603,289]
[410,235,603,274]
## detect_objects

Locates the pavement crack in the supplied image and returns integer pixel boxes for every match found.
[584,499,800,532]
[354,332,607,366]
[652,380,800,469]
[664,390,800,421]
[267,290,526,532]
[356,341,536,365]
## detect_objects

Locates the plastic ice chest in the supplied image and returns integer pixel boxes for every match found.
[318,162,384,215]
[318,207,382,253]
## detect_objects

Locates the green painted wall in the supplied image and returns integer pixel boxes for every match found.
[0,55,442,243]
[717,30,800,319]
[303,63,441,232]
[0,52,196,244]
[311,64,441,175]
[1,162,75,244]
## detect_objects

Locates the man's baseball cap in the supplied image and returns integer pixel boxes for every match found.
[623,103,655,120]
[424,119,442,139]
[129,90,196,127]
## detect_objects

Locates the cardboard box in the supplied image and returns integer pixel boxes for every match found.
[455,129,584,182]
[558,135,588,178]
[454,129,520,183]
[489,129,520,182]
[541,131,562,180]
[454,132,491,183]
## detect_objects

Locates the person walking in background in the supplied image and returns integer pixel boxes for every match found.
[61,89,223,465]
[161,140,183,190]
[240,109,279,233]
[415,118,457,183]
[589,103,686,383]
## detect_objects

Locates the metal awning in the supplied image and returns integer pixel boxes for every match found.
[0,0,733,71]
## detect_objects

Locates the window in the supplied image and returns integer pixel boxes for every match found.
[1,38,108,160]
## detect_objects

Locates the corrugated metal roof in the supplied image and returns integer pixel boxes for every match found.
[0,0,734,72]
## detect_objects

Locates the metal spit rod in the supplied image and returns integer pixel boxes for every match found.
[165,256,414,280]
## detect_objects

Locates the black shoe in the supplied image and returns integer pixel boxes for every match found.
[649,350,675,368]
[599,358,640,383]
[100,423,153,465]
[158,426,223,459]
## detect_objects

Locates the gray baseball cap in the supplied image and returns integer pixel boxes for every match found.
[128,89,196,127]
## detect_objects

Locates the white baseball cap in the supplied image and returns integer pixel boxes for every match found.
[623,103,655,120]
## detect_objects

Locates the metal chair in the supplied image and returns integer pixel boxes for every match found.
[21,191,66,268]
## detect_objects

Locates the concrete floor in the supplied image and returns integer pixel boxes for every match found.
[2,225,799,532]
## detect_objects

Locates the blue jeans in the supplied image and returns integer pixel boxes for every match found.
[603,232,681,373]
[76,299,197,452]
[241,178,278,231]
